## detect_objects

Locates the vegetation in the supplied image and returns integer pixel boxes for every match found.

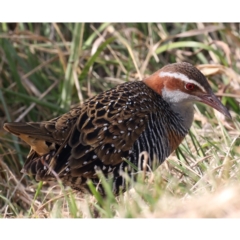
[0,23,239,218]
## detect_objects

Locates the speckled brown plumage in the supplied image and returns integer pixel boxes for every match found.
[4,62,231,195]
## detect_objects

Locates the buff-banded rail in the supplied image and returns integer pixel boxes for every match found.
[4,62,231,195]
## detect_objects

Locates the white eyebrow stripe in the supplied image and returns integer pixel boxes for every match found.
[159,71,206,93]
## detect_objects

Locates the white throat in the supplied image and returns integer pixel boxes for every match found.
[162,87,196,130]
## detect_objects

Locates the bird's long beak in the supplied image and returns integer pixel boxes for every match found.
[199,93,232,119]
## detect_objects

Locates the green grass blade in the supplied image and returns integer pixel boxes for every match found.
[60,23,85,109]
[2,89,65,114]
[156,41,227,65]
[78,36,115,82]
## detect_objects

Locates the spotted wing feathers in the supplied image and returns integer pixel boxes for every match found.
[4,82,153,187]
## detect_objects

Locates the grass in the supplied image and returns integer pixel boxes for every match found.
[0,23,240,218]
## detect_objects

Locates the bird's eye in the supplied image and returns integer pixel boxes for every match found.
[185,83,195,90]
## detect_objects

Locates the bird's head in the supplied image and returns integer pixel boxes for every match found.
[143,62,231,119]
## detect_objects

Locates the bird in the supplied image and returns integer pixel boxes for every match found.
[3,62,231,195]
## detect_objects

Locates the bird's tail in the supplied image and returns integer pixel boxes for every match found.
[3,122,57,156]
